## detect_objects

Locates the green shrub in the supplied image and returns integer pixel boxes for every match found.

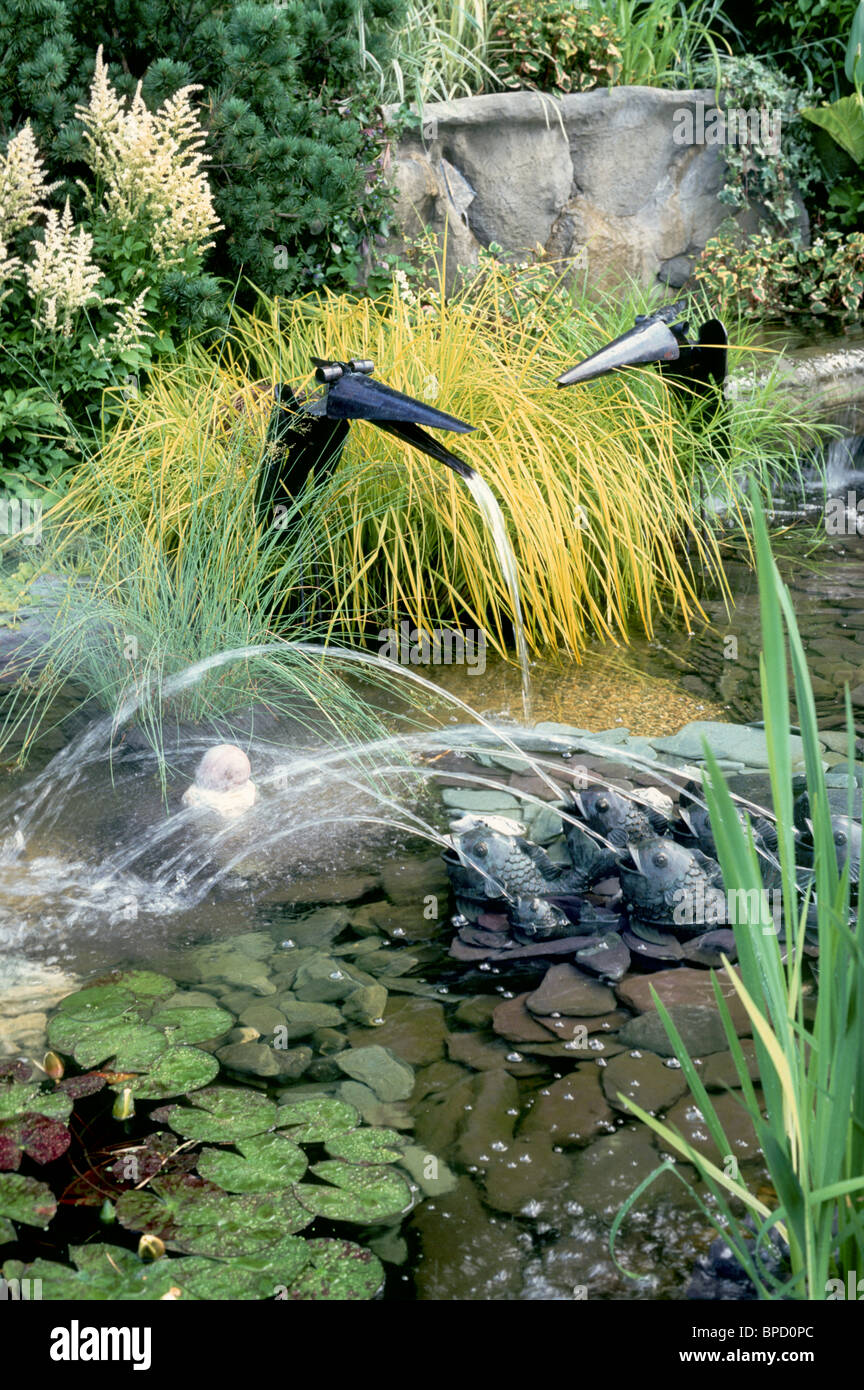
[489,0,621,93]
[695,225,864,325]
[0,0,407,301]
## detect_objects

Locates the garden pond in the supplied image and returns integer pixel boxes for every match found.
[0,406,862,1301]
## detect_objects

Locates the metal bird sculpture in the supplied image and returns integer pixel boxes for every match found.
[256,356,476,524]
[556,300,728,400]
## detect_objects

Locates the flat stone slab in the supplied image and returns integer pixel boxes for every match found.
[615,967,752,1034]
[525,964,616,1017]
[651,720,804,767]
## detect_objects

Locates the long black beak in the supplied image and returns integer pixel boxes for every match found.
[557,315,681,387]
[310,359,477,478]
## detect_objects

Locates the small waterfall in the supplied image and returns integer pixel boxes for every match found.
[462,472,532,720]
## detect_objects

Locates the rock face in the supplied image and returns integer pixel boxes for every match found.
[385,88,771,293]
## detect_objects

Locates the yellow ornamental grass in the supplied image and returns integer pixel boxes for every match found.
[59,264,749,658]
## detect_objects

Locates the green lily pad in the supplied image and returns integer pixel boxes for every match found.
[111,970,177,1001]
[0,1174,57,1227]
[0,1082,72,1124]
[296,1162,413,1224]
[109,1026,172,1071]
[282,1238,384,1300]
[3,1245,183,1301]
[121,1047,219,1099]
[197,1134,307,1192]
[323,1128,404,1164]
[47,1016,160,1069]
[56,984,143,1022]
[275,1097,359,1142]
[116,1174,313,1255]
[0,1217,15,1245]
[172,1237,311,1299]
[148,1006,234,1045]
[164,1086,279,1141]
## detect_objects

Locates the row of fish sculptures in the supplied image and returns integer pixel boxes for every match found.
[442,781,861,982]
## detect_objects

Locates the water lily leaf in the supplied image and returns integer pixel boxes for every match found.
[0,1081,72,1124]
[164,1086,279,1141]
[275,1097,360,1142]
[110,970,177,1001]
[121,1047,219,1099]
[147,1006,234,1045]
[47,1016,161,1069]
[297,1162,413,1224]
[108,1026,172,1071]
[0,1114,71,1169]
[55,1073,106,1101]
[3,1245,184,1301]
[56,984,144,1023]
[171,1237,311,1299]
[0,1217,15,1245]
[197,1133,307,1192]
[282,1238,384,1300]
[116,1174,313,1255]
[0,1173,56,1226]
[323,1128,404,1164]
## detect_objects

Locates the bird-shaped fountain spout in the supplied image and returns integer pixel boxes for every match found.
[555,300,727,400]
[256,356,477,522]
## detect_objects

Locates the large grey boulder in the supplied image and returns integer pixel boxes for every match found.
[385,88,794,294]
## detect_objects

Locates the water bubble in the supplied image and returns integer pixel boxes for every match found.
[491,1140,508,1152]
[281,939,296,950]
[506,1052,523,1063]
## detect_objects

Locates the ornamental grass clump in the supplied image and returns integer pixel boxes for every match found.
[49,253,824,671]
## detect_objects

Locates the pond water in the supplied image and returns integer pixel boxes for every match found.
[0,407,860,1300]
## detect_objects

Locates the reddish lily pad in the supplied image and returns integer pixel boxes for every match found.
[0,1114,71,1170]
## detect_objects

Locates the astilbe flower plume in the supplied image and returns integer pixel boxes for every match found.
[76,46,222,267]
[24,199,103,335]
[0,123,62,241]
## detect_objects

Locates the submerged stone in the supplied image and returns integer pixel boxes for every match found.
[346,997,446,1066]
[616,1005,729,1057]
[336,1045,415,1101]
[601,1049,689,1114]
[518,1068,614,1147]
[525,964,616,1018]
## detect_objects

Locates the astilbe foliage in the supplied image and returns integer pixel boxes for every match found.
[0,0,407,297]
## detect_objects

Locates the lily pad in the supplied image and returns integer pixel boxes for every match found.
[2,1245,183,1301]
[147,1006,234,1045]
[323,1128,404,1164]
[116,1174,313,1255]
[121,1047,219,1099]
[274,1097,359,1143]
[110,970,177,1001]
[0,1217,15,1245]
[0,1173,56,1227]
[172,1238,310,1299]
[47,1016,161,1069]
[56,984,144,1022]
[0,1081,72,1124]
[109,1026,172,1072]
[297,1162,413,1224]
[282,1238,384,1300]
[0,1114,71,1170]
[163,1086,279,1142]
[197,1134,307,1193]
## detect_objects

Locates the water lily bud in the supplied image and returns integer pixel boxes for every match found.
[138,1234,165,1263]
[42,1051,64,1080]
[99,1199,116,1224]
[113,1088,135,1120]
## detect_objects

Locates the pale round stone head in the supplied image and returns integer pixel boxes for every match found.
[194,743,252,792]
